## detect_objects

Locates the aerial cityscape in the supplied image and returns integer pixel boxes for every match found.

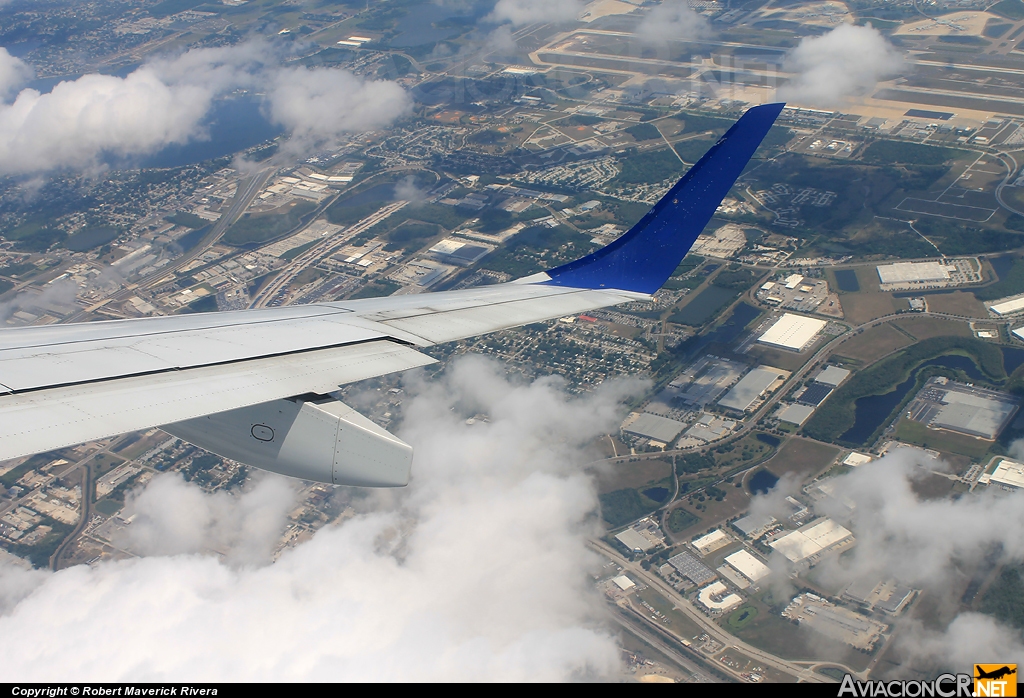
[3,0,1024,684]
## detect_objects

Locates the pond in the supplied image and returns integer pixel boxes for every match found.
[390,4,473,47]
[834,269,860,292]
[1004,346,1024,375]
[839,354,988,445]
[990,254,1015,281]
[642,487,670,503]
[755,433,781,447]
[748,469,779,495]
[669,285,737,326]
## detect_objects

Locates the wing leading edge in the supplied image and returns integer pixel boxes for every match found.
[0,103,784,479]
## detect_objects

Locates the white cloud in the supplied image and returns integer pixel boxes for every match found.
[489,0,584,26]
[116,474,297,566]
[265,67,411,152]
[0,47,31,99]
[778,23,905,109]
[636,0,709,44]
[0,42,411,176]
[0,356,646,681]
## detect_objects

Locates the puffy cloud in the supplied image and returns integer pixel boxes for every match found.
[0,42,410,175]
[0,356,646,681]
[778,23,905,108]
[0,279,78,323]
[0,47,31,99]
[0,70,215,174]
[265,67,411,151]
[636,1,709,44]
[489,0,584,26]
[116,474,297,566]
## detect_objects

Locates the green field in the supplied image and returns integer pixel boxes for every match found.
[666,506,700,533]
[727,605,759,629]
[860,140,962,166]
[894,418,993,458]
[223,201,317,247]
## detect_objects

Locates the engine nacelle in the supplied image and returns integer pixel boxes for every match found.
[162,397,412,487]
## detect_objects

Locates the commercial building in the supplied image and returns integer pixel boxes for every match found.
[697,581,743,613]
[778,403,814,426]
[876,261,952,285]
[621,412,687,444]
[718,366,789,413]
[843,452,874,467]
[615,528,654,553]
[980,458,1024,489]
[691,529,731,555]
[724,549,772,583]
[428,238,491,266]
[668,551,716,585]
[757,314,827,352]
[670,355,745,408]
[996,298,1024,317]
[770,518,853,563]
[611,575,635,591]
[731,513,776,539]
[907,378,1018,440]
[814,366,851,387]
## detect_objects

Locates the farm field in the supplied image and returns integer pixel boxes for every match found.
[924,291,989,317]
[832,323,914,365]
[890,316,971,340]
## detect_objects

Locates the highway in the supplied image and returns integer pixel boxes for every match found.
[65,165,275,322]
[589,538,838,683]
[251,200,409,308]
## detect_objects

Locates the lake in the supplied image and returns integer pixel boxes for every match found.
[748,469,779,495]
[135,96,282,169]
[834,269,860,292]
[990,254,1015,281]
[839,354,988,445]
[390,4,471,47]
[643,487,670,503]
[1003,346,1024,375]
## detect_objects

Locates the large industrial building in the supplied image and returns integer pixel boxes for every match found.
[718,366,789,413]
[668,551,716,585]
[770,518,853,563]
[980,458,1024,489]
[994,297,1024,317]
[670,355,745,408]
[621,412,687,444]
[876,261,953,285]
[724,549,772,583]
[757,314,827,352]
[906,377,1018,440]
[691,529,731,555]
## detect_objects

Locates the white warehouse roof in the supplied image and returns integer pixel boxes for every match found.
[994,297,1024,316]
[692,529,730,555]
[724,549,771,582]
[876,261,952,284]
[718,367,788,412]
[770,518,853,562]
[758,314,827,351]
[987,459,1024,489]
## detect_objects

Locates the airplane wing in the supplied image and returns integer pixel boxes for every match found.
[0,103,784,486]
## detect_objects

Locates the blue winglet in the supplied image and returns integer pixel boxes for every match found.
[543,103,785,294]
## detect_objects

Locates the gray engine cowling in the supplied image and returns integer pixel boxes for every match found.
[162,396,412,487]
